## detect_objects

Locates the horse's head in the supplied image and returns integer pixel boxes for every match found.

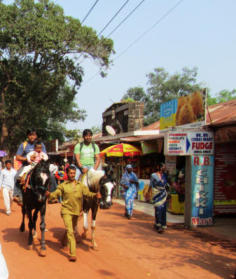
[99,180,115,209]
[30,160,50,203]
[83,169,115,209]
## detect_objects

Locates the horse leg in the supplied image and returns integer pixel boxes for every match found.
[91,204,98,249]
[27,209,34,249]
[32,209,39,240]
[39,204,46,257]
[82,211,89,239]
[19,204,26,232]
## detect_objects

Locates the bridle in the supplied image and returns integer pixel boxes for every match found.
[26,172,50,197]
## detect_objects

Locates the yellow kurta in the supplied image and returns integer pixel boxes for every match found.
[49,180,96,216]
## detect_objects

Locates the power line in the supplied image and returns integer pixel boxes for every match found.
[98,0,130,36]
[82,0,184,87]
[114,0,184,61]
[81,0,100,24]
[107,0,146,37]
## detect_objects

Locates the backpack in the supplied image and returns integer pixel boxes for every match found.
[22,141,28,156]
[73,142,96,165]
[14,141,28,170]
[80,142,96,154]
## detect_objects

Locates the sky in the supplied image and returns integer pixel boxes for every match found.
[23,1,236,130]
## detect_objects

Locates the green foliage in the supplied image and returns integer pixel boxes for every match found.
[0,0,114,154]
[64,129,81,141]
[207,89,236,106]
[90,126,101,135]
[121,67,203,125]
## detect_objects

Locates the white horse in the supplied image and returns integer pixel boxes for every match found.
[81,169,114,248]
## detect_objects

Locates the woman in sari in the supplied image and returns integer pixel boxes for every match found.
[120,164,139,219]
[148,163,168,233]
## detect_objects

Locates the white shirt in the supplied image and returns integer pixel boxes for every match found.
[0,168,17,190]
[26,151,48,164]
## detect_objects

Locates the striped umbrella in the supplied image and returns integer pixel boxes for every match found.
[100,143,141,157]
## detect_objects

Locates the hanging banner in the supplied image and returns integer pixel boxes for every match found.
[160,90,206,130]
[191,155,214,226]
[164,131,214,156]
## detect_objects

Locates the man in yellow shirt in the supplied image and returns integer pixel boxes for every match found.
[48,165,101,262]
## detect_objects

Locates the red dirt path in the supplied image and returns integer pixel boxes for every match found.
[0,195,235,279]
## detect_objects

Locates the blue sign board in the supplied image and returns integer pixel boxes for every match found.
[191,156,214,226]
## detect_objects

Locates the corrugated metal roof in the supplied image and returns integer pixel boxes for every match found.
[120,134,163,142]
[206,100,236,126]
[140,121,160,130]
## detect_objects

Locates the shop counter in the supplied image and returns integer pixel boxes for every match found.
[168,193,184,214]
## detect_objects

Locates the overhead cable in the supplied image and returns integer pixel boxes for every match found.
[107,0,146,37]
[81,0,100,24]
[82,0,184,87]
[98,0,130,36]
[114,0,184,61]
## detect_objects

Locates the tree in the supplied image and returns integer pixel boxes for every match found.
[207,89,236,106]
[64,129,81,141]
[121,67,203,125]
[0,0,114,155]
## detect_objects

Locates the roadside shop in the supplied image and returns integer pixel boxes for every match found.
[160,90,215,228]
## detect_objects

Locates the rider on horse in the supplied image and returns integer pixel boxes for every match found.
[74,129,100,179]
[13,129,47,205]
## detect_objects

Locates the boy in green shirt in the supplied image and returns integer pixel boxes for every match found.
[48,165,101,262]
[74,129,100,177]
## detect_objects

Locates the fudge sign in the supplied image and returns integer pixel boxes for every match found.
[165,131,214,156]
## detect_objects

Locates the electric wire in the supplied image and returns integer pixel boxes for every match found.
[81,0,100,24]
[114,0,184,61]
[82,0,184,87]
[98,0,130,36]
[107,0,146,37]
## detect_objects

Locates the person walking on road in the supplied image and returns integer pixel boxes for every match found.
[120,164,139,220]
[0,160,17,215]
[74,129,100,179]
[47,165,101,262]
[148,163,169,233]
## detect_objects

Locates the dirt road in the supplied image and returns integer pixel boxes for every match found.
[0,195,235,279]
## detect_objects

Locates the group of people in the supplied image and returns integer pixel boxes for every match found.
[0,127,169,263]
[0,128,103,262]
[120,162,169,233]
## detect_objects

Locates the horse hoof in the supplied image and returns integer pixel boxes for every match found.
[19,226,25,232]
[39,249,46,257]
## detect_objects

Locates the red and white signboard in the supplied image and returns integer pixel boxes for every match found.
[165,131,214,156]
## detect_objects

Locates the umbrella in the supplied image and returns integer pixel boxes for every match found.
[0,151,7,157]
[100,143,142,157]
